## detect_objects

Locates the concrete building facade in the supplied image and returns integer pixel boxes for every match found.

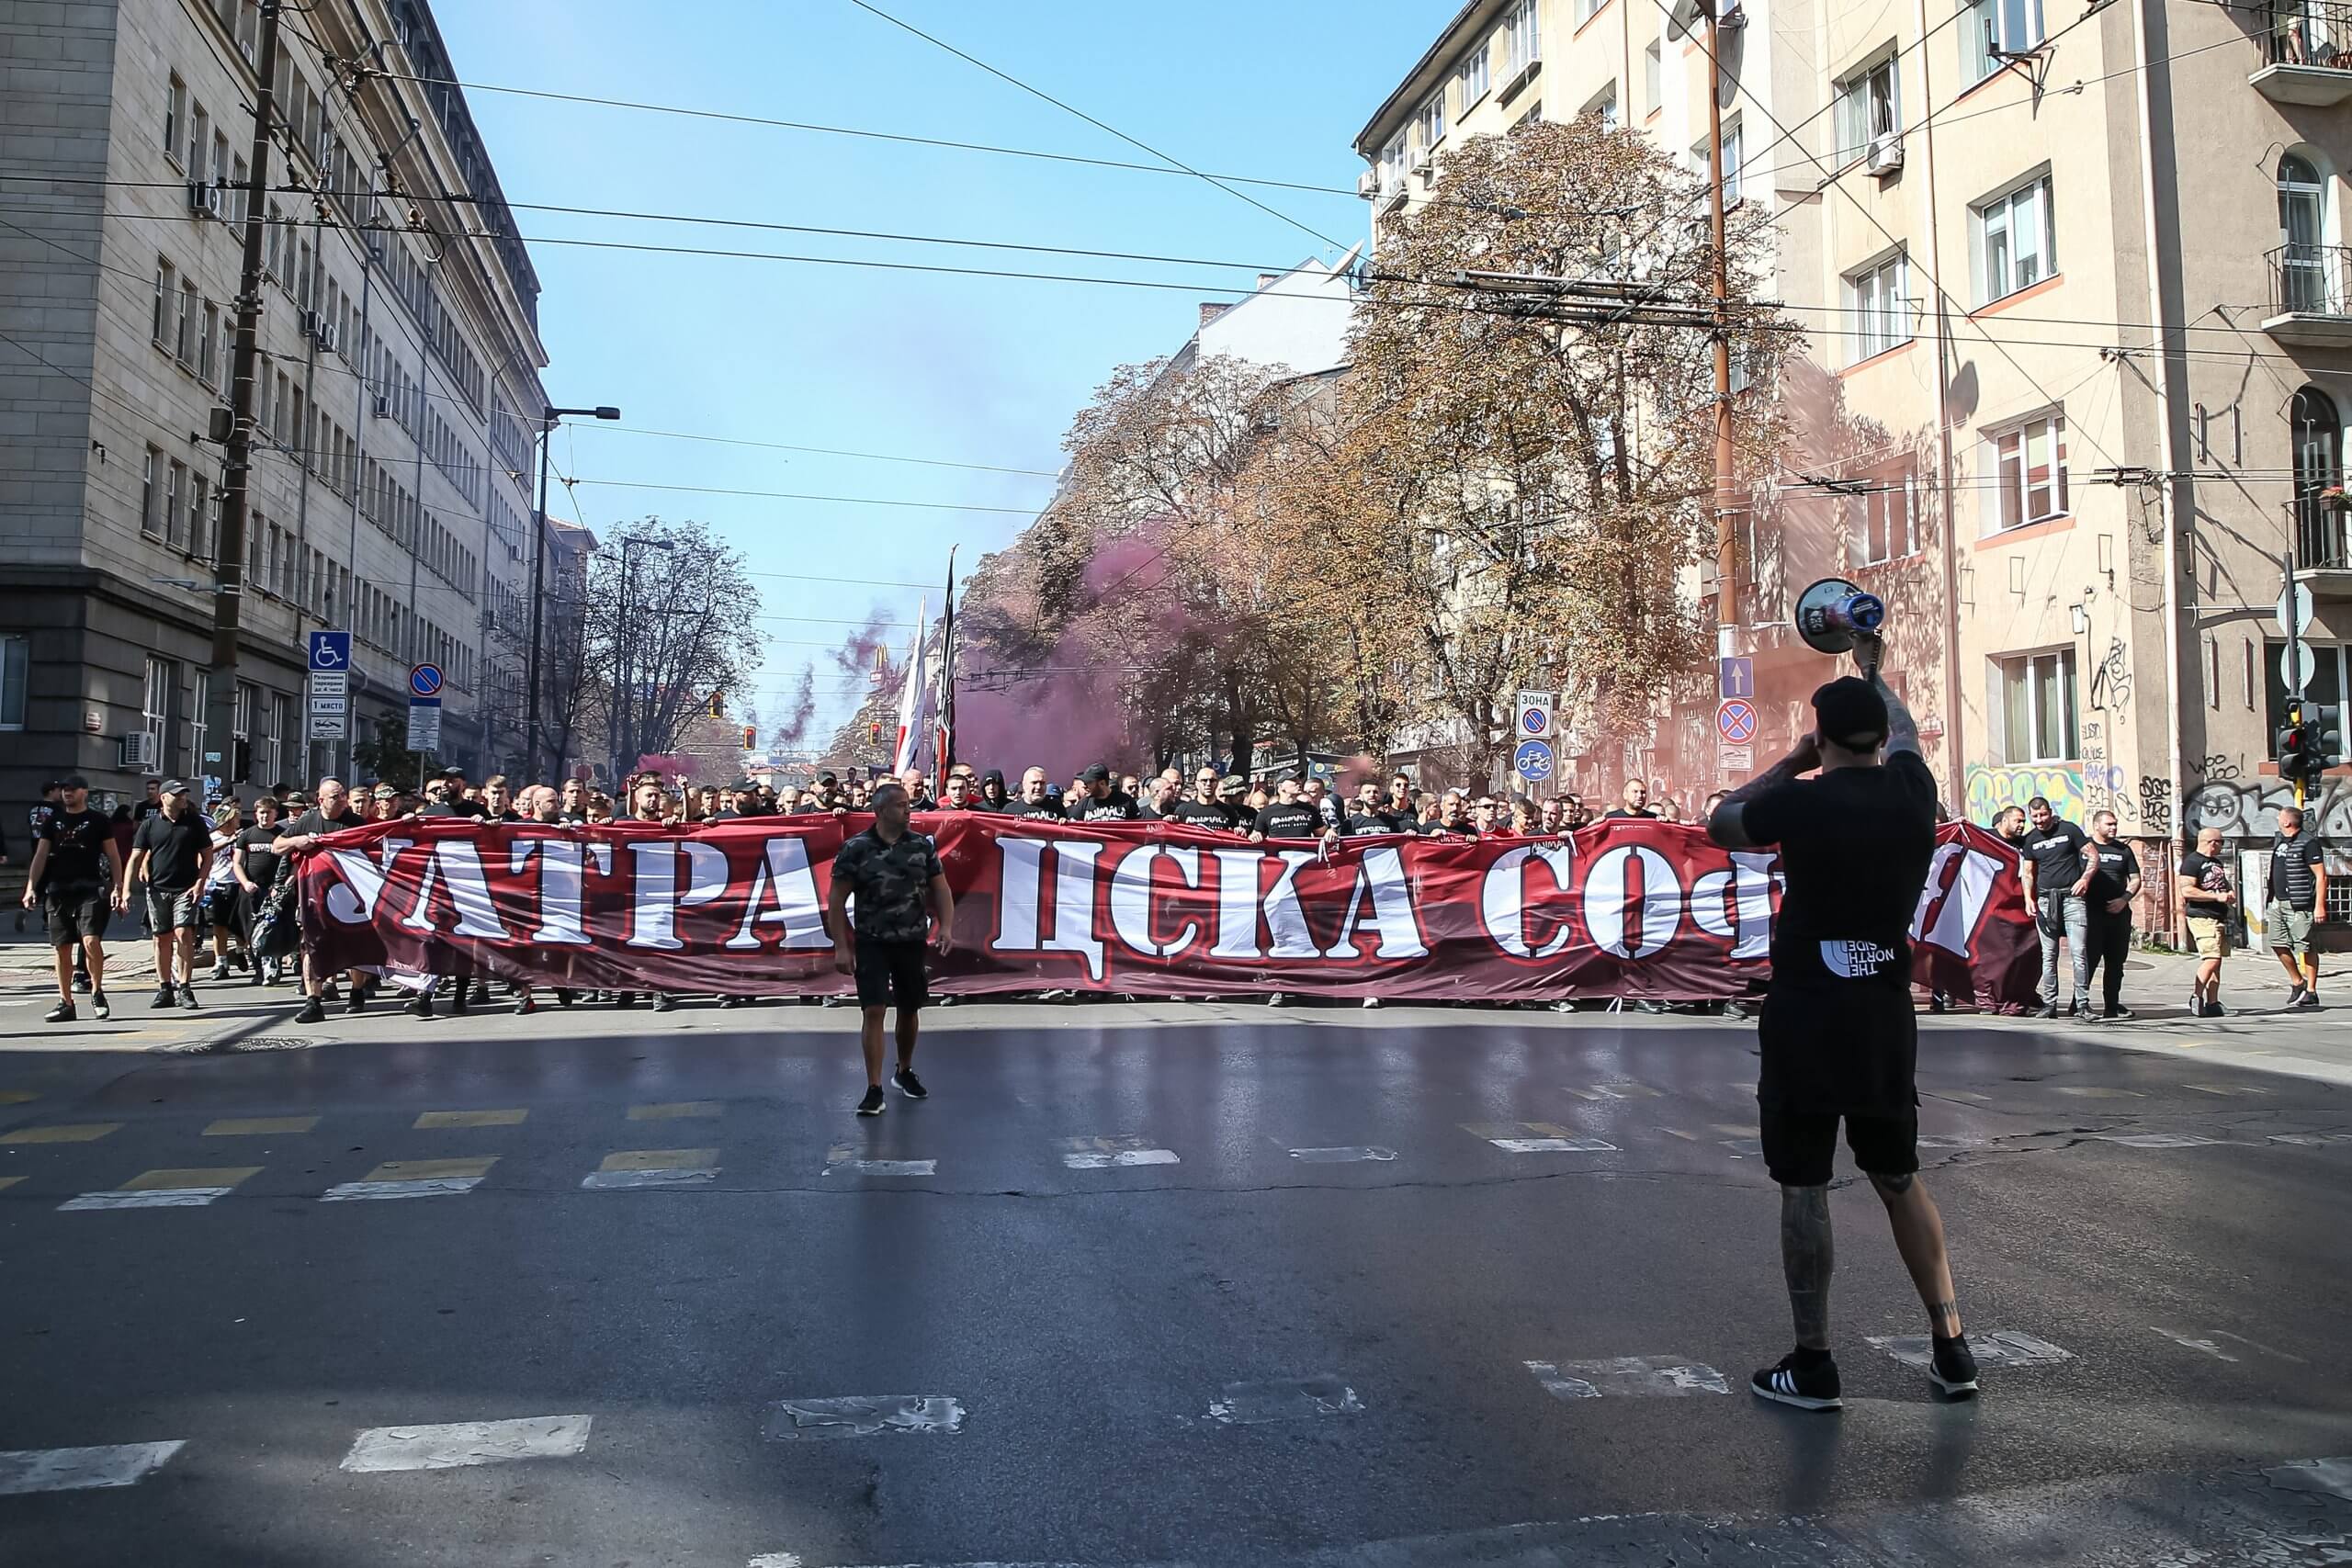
[1355,0,2352,932]
[0,0,547,813]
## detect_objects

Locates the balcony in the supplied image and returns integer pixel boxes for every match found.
[2252,2,2352,105]
[2264,243,2352,346]
[2298,496,2352,596]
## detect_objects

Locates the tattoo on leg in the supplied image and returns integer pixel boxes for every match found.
[1780,1185,1834,1349]
[1928,1297,1961,1336]
[1871,1171,1915,1196]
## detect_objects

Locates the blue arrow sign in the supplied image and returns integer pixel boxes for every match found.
[408,662,444,699]
[1719,656,1754,700]
[1513,739,1555,782]
[308,630,351,671]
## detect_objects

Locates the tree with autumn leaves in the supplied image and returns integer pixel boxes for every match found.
[954,114,1791,781]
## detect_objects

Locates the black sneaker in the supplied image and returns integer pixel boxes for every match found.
[152,985,177,1010]
[90,992,110,1021]
[892,1066,928,1100]
[2102,1005,2135,1021]
[176,984,198,1010]
[2287,987,2309,1009]
[296,998,326,1024]
[1929,1335,1980,1397]
[1751,1352,1843,1412]
[405,994,435,1019]
[616,992,639,1010]
[653,993,677,1012]
[72,971,92,993]
[2202,999,2225,1018]
[2294,990,2321,1010]
[43,1000,75,1024]
[855,1086,888,1117]
[555,988,574,1009]
[449,990,469,1015]
[344,992,367,1015]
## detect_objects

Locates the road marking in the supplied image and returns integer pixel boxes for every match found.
[60,1167,261,1211]
[2185,1084,2271,1097]
[1870,1330,2073,1371]
[1718,1138,1763,1159]
[746,1556,803,1568]
[205,1115,321,1135]
[1526,1356,1730,1399]
[1464,1122,1614,1154]
[2152,1328,2240,1362]
[763,1395,965,1439]
[628,1100,724,1120]
[0,1440,185,1495]
[1937,1090,1993,1103]
[322,1156,497,1201]
[1657,1127,1698,1142]
[1285,1145,1396,1163]
[2092,1133,2224,1148]
[2269,1132,2352,1145]
[2057,1087,2147,1100]
[1712,1122,1761,1137]
[1917,1134,1991,1149]
[1206,1376,1363,1424]
[583,1149,720,1190]
[0,1122,121,1145]
[413,1108,527,1129]
[339,1414,593,1472]
[0,1089,40,1104]
[1566,1083,1662,1100]
[822,1144,937,1177]
[1059,1134,1179,1169]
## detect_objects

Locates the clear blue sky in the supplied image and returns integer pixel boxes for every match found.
[432,0,1430,746]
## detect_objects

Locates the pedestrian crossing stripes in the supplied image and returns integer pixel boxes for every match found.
[1,1122,120,1145]
[0,1089,40,1105]
[824,1145,937,1177]
[1059,1135,1179,1169]
[1464,1123,1617,1154]
[0,1440,184,1495]
[321,1156,498,1201]
[1285,1145,1396,1162]
[339,1415,594,1472]
[59,1167,260,1211]
[204,1115,321,1135]
[763,1395,965,1438]
[1868,1330,2073,1370]
[1526,1356,1730,1399]
[413,1108,527,1128]
[628,1100,724,1120]
[582,1149,720,1190]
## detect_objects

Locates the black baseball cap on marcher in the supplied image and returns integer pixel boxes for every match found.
[60,774,89,791]
[161,778,190,796]
[1812,677,1890,750]
[1081,763,1111,784]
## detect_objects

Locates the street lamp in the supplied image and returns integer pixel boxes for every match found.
[612,533,675,783]
[525,403,621,783]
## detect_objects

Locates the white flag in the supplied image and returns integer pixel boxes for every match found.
[891,597,927,775]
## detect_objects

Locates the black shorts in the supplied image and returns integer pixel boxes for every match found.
[43,887,110,945]
[854,939,929,1010]
[1759,1104,1919,1188]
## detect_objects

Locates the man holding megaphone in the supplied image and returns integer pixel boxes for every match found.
[1706,587,1977,1413]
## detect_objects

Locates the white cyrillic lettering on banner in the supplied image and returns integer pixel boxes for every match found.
[1046,839,1105,981]
[627,840,683,951]
[515,837,590,946]
[322,838,409,924]
[1479,843,1577,959]
[1261,850,1323,960]
[727,836,830,951]
[1913,843,2001,957]
[1109,845,1202,959]
[1584,844,1682,959]
[429,839,511,940]
[397,840,444,933]
[1210,850,1265,959]
[1690,851,1777,959]
[1326,846,1428,960]
[990,837,1048,955]
[678,842,731,920]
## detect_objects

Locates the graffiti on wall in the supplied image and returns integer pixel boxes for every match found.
[2188,775,2352,840]
[1962,762,2088,827]
[2137,775,2173,836]
[2088,637,2132,712]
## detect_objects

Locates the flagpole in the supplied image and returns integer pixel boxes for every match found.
[937,546,958,774]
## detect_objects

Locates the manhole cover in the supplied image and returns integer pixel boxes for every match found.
[231,1034,316,1053]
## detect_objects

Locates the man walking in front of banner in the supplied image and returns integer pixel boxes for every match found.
[1708,652,1976,1412]
[828,781,955,1116]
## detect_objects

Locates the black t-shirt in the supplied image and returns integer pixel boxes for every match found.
[131,798,165,826]
[1003,797,1067,822]
[286,807,367,841]
[131,811,210,891]
[558,809,591,824]
[1741,751,1938,992]
[1601,807,1657,821]
[1346,806,1397,835]
[40,807,114,890]
[2087,840,2140,906]
[417,801,468,819]
[2269,833,2323,908]
[1064,791,1140,824]
[2019,818,2090,895]
[2177,850,2231,914]
[236,825,284,890]
[1161,796,1238,831]
[1419,817,1476,838]
[1251,801,1326,840]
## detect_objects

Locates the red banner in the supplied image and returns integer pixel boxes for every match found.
[295,815,2040,1009]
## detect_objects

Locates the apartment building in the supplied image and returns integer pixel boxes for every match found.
[1357,0,2352,928]
[0,0,547,813]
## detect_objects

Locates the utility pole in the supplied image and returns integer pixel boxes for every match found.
[525,404,618,783]
[202,0,284,803]
[1703,0,1737,630]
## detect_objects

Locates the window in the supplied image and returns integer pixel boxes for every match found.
[2293,385,2349,569]
[1692,119,1742,204]
[2278,152,2330,314]
[188,472,209,558]
[232,682,254,784]
[189,668,208,780]
[211,130,229,196]
[1835,51,1900,165]
[229,155,248,225]
[153,259,173,345]
[0,634,27,731]
[1974,173,2054,304]
[1846,252,1910,361]
[267,691,290,786]
[164,74,185,163]
[1985,411,2069,531]
[1845,458,1918,565]
[164,461,185,550]
[198,301,218,388]
[1458,43,1490,107]
[1414,94,1445,162]
[141,447,162,538]
[1964,0,2047,83]
[2000,649,2078,763]
[143,657,172,771]
[1645,39,1662,112]
[187,102,208,178]
[1584,84,1620,131]
[1505,0,1541,77]
[175,278,197,363]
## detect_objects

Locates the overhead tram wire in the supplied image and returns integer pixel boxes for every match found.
[837,0,1348,254]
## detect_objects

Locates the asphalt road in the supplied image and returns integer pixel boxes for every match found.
[1,979,2347,1567]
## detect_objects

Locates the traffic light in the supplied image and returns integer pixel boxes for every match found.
[707,690,725,718]
[740,725,756,750]
[2278,712,2313,780]
[2306,703,2345,779]
[867,719,882,744]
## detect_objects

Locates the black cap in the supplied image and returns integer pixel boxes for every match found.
[60,773,88,791]
[1812,676,1891,750]
[818,771,837,786]
[160,778,190,795]
[981,768,1005,786]
[441,766,466,780]
[1081,763,1111,784]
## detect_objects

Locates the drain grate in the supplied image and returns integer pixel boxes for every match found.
[231,1034,316,1053]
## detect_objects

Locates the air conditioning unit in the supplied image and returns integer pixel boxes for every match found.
[372,394,391,419]
[119,730,159,771]
[316,321,339,354]
[1865,132,1905,177]
[1356,168,1380,200]
[299,308,319,341]
[187,181,221,218]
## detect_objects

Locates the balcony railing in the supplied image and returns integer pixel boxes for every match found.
[2299,493,2352,571]
[2256,3,2352,102]
[2265,244,2352,344]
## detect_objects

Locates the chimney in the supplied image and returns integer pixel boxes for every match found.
[1199,302,1228,327]
[1257,273,1278,290]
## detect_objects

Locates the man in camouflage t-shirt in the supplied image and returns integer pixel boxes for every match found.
[828,781,956,1116]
